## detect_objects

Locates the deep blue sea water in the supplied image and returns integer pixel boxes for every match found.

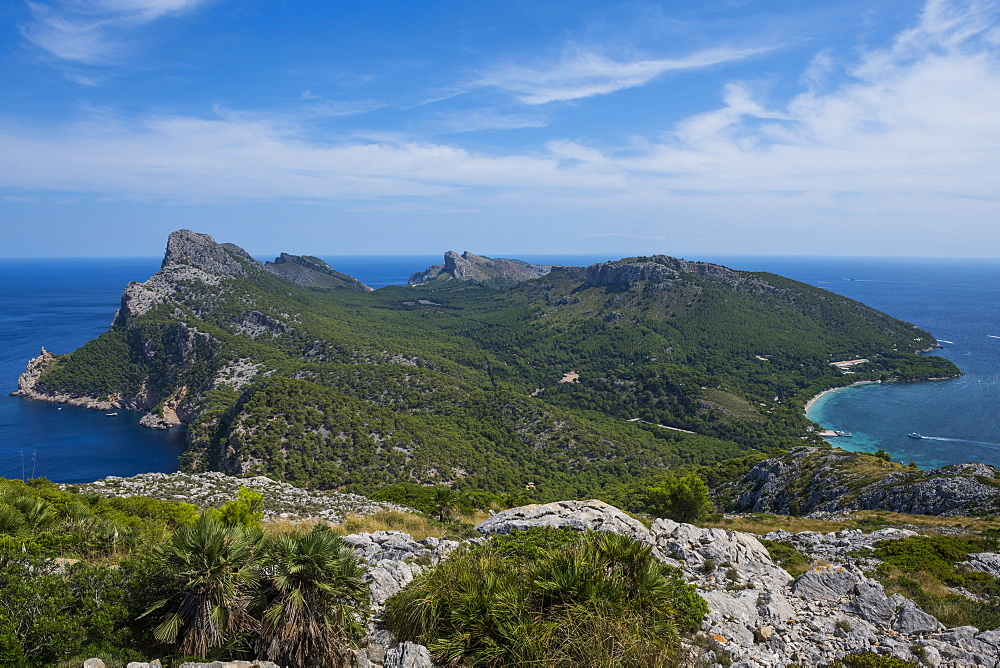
[1,254,997,482]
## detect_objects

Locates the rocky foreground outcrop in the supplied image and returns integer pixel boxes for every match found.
[79,495,1000,667]
[478,500,1000,667]
[724,446,1000,517]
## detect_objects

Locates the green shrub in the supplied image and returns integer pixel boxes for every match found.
[213,487,265,529]
[384,527,707,666]
[759,539,811,576]
[870,534,1000,630]
[829,652,916,667]
[644,472,713,523]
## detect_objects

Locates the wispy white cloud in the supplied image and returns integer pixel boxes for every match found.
[0,112,622,202]
[476,47,774,104]
[1,0,998,255]
[430,108,549,134]
[21,0,212,64]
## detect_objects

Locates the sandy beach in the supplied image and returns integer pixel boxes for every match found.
[803,381,877,417]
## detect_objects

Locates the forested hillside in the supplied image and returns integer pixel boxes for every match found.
[15,231,959,499]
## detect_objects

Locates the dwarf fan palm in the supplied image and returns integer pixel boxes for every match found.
[256,526,369,667]
[142,513,262,658]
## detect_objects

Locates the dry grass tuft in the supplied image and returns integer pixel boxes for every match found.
[262,517,327,538]
[330,509,446,540]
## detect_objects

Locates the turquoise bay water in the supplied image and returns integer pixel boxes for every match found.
[1,254,997,482]
[795,258,1000,468]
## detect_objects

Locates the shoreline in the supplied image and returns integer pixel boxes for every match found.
[803,373,961,421]
[803,381,876,417]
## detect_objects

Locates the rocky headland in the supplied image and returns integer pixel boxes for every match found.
[264,252,372,291]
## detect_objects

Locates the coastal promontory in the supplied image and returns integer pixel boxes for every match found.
[11,229,959,497]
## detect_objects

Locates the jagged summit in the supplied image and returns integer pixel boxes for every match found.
[264,253,372,292]
[114,230,371,324]
[163,229,260,277]
[409,250,552,285]
[160,229,370,290]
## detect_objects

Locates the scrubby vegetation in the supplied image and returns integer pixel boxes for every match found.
[30,238,958,499]
[868,533,1000,630]
[0,477,368,667]
[384,526,707,666]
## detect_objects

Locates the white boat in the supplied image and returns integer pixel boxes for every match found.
[106,412,118,416]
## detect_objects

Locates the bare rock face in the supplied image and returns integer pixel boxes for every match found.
[584,259,681,287]
[584,255,741,288]
[264,253,372,291]
[962,553,1000,578]
[476,499,653,544]
[11,347,56,397]
[409,251,551,285]
[725,446,1000,517]
[162,229,260,278]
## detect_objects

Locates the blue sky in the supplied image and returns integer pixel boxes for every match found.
[1,0,998,258]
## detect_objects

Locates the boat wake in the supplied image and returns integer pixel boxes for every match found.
[938,340,955,344]
[920,436,1000,449]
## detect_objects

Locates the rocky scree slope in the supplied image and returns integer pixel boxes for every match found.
[722,446,1000,517]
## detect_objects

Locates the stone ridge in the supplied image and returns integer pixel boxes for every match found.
[723,446,1000,517]
[163,229,261,277]
[263,252,373,291]
[584,254,741,288]
[476,499,653,545]
[409,251,552,285]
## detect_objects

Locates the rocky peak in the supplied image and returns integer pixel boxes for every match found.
[584,255,740,288]
[162,229,261,278]
[409,251,552,285]
[263,253,372,292]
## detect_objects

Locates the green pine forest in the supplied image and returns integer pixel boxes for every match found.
[34,243,959,501]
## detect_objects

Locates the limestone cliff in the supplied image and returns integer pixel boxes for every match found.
[409,251,551,285]
[585,255,747,288]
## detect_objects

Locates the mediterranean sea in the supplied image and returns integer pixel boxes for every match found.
[1,254,997,482]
